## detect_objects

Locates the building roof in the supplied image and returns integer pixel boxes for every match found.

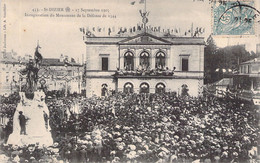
[240,57,260,65]
[119,32,172,45]
[84,32,205,45]
[42,58,81,67]
[214,78,233,86]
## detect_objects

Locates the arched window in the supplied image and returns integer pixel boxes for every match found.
[140,82,149,93]
[124,51,134,71]
[156,52,166,69]
[155,83,166,93]
[124,82,134,93]
[101,83,108,96]
[181,84,189,96]
[140,51,150,69]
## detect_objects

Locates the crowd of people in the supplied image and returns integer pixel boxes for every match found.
[0,91,259,162]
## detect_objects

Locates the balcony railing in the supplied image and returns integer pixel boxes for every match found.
[114,69,175,77]
[237,89,260,100]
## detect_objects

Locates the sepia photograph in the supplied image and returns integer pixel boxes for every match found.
[0,0,259,162]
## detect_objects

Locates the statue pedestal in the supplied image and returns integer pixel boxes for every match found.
[7,91,53,146]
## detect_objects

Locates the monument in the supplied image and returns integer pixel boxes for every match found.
[7,43,53,146]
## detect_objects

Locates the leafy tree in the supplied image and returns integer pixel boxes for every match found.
[204,35,254,84]
[204,35,218,84]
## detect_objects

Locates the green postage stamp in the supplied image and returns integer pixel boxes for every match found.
[212,0,259,36]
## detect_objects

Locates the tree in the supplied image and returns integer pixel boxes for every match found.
[204,35,218,84]
[204,35,253,84]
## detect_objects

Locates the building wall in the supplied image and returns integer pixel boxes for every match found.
[86,77,115,97]
[84,35,204,97]
[171,45,204,72]
[117,78,202,97]
[119,45,171,70]
[86,45,118,71]
[0,62,25,96]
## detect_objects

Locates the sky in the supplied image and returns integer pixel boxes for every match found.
[0,0,259,61]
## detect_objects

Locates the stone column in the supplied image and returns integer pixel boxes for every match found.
[151,49,155,69]
[135,49,140,69]
[166,48,170,69]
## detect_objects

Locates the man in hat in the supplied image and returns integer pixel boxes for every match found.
[18,111,27,135]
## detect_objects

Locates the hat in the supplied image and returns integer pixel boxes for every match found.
[128,145,136,151]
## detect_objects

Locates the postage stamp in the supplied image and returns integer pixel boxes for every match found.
[212,0,258,36]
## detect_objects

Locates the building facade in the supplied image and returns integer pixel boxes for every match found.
[39,57,83,95]
[84,32,204,97]
[0,51,83,96]
[234,57,260,105]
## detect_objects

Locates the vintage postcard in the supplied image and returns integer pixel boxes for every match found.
[0,0,259,162]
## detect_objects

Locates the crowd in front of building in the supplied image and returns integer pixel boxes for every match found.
[0,90,259,162]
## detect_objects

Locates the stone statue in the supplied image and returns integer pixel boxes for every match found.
[20,44,42,92]
[7,44,53,146]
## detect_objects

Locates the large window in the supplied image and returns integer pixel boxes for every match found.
[101,83,108,96]
[156,52,166,69]
[182,58,189,71]
[124,82,134,93]
[102,57,108,71]
[140,82,149,93]
[124,51,134,71]
[140,51,150,69]
[155,83,166,93]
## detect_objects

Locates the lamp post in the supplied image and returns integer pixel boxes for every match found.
[39,79,46,90]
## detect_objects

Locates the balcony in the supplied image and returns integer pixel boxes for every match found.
[237,89,260,101]
[113,68,203,79]
[115,69,174,77]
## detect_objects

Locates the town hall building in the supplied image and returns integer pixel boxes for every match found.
[83,9,204,97]
[84,31,204,97]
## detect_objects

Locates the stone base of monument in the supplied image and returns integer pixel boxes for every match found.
[7,91,53,147]
[7,132,53,147]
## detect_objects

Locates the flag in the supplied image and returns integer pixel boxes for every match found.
[34,45,43,65]
[123,28,127,33]
[118,27,122,34]
[108,28,111,36]
[130,1,135,5]
[137,25,141,31]
[139,0,145,4]
[64,58,72,66]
